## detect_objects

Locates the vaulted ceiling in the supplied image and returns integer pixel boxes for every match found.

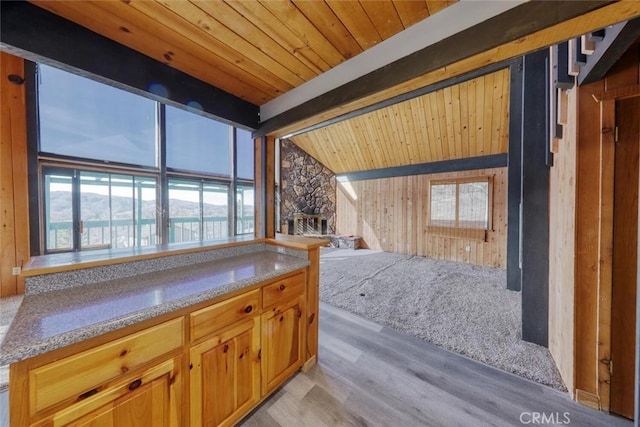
[289,67,510,174]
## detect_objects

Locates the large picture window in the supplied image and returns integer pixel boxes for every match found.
[36,64,254,254]
[38,64,157,167]
[166,105,231,176]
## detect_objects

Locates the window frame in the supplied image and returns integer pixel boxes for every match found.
[427,176,493,240]
[31,63,255,255]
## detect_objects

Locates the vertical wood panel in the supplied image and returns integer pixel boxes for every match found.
[548,87,577,396]
[0,52,29,297]
[336,167,507,268]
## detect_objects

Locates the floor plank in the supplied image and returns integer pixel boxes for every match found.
[241,303,631,427]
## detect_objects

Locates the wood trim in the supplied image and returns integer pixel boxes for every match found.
[0,51,29,297]
[426,226,487,242]
[0,1,259,129]
[336,154,507,182]
[597,99,615,412]
[594,83,640,101]
[257,1,614,136]
[575,389,601,410]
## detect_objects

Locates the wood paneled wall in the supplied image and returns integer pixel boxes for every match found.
[548,87,577,396]
[336,167,507,268]
[573,44,640,412]
[0,52,29,297]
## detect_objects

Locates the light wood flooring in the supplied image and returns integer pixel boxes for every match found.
[240,303,631,427]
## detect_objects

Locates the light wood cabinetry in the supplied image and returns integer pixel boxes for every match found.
[10,267,313,427]
[46,357,180,427]
[189,318,260,427]
[261,295,305,395]
[16,319,184,427]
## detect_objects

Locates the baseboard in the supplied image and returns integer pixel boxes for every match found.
[301,355,317,373]
[575,389,601,410]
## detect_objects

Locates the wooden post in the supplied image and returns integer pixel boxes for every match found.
[520,50,550,347]
[254,135,276,238]
[0,51,29,297]
[507,58,523,292]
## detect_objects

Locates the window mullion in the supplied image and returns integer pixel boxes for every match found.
[158,103,168,245]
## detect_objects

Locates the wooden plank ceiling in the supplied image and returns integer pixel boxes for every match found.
[289,68,509,174]
[30,0,456,106]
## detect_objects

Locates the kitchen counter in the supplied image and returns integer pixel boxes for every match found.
[0,250,309,367]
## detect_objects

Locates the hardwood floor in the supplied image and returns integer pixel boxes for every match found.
[241,303,631,427]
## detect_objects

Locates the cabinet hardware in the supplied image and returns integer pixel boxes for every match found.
[78,388,98,400]
[244,305,253,314]
[279,284,286,291]
[128,379,142,391]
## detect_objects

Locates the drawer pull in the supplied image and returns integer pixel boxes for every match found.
[78,388,98,401]
[244,305,253,314]
[279,284,286,291]
[128,379,142,391]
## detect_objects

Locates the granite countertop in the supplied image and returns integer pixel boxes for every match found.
[0,250,309,368]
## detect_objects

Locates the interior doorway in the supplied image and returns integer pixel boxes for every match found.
[611,96,640,419]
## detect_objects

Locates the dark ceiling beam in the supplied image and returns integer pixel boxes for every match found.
[578,17,640,85]
[0,1,259,129]
[257,0,614,137]
[335,154,507,182]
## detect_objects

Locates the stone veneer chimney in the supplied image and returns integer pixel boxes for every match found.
[280,139,336,234]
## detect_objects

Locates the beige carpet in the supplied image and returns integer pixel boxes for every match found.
[318,247,567,392]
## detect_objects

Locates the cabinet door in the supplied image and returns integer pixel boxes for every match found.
[45,357,181,427]
[69,375,170,427]
[261,295,305,395]
[190,317,260,427]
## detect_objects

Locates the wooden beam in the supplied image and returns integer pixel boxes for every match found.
[507,59,523,292]
[579,17,640,86]
[520,49,550,347]
[335,154,507,182]
[0,1,259,129]
[257,1,614,136]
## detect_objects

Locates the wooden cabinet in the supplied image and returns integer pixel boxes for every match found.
[17,319,184,427]
[261,296,305,395]
[189,318,260,427]
[261,273,305,395]
[48,357,181,427]
[11,268,312,427]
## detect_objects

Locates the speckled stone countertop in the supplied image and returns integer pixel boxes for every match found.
[0,250,309,368]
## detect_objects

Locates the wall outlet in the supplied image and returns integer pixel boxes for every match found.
[12,266,21,275]
[465,245,471,252]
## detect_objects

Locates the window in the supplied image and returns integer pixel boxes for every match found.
[236,129,254,180]
[168,179,229,243]
[429,177,492,231]
[236,185,255,235]
[38,64,157,167]
[166,105,231,176]
[35,64,254,254]
[43,168,158,253]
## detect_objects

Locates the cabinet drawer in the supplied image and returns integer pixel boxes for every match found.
[30,317,184,415]
[190,289,259,341]
[262,272,305,309]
